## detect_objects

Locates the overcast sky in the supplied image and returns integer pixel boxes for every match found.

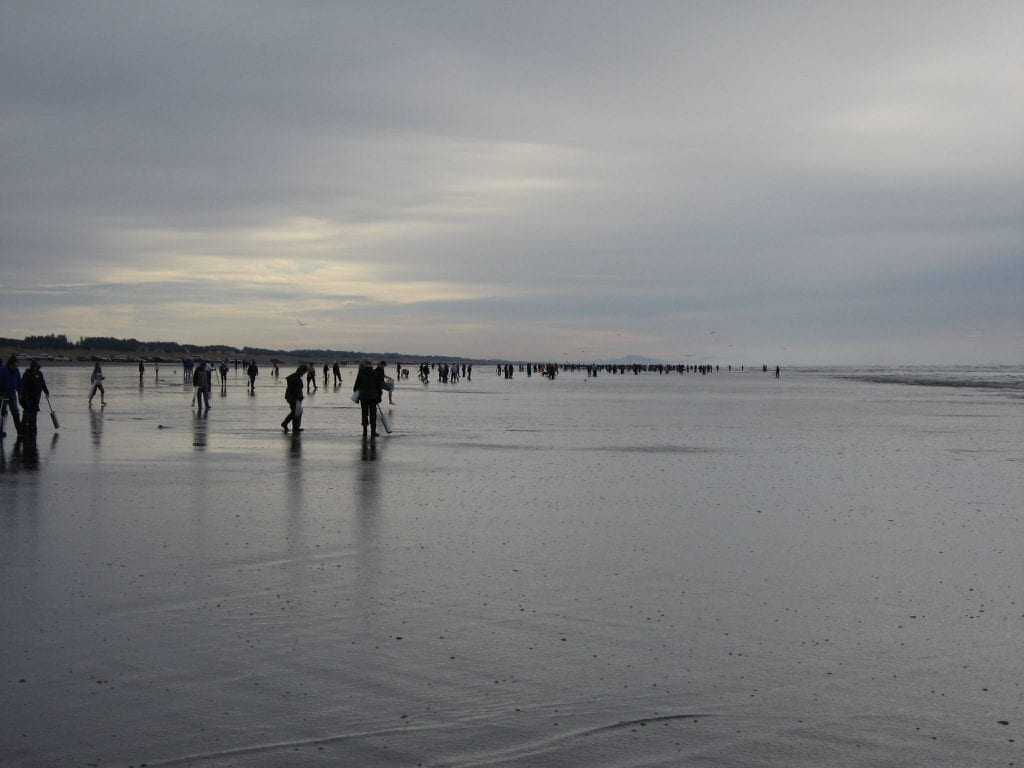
[2,1,1021,364]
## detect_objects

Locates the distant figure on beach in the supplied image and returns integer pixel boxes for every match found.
[154,362,159,381]
[89,363,107,406]
[138,360,145,381]
[353,359,383,438]
[246,360,259,393]
[323,363,329,386]
[775,365,780,378]
[306,364,318,392]
[19,360,50,435]
[1,355,24,437]
[281,364,307,433]
[183,358,194,383]
[218,361,229,389]
[332,362,342,385]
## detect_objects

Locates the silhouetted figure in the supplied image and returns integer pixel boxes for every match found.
[193,360,212,410]
[20,360,50,434]
[281,364,307,433]
[1,355,23,437]
[247,360,259,393]
[353,360,383,438]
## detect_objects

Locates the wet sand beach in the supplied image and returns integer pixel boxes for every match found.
[2,365,1022,767]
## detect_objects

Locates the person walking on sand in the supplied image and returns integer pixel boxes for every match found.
[19,360,50,436]
[19,360,50,435]
[89,363,107,406]
[1,355,23,438]
[281,364,307,433]
[138,360,145,381]
[193,360,211,410]
[332,361,342,385]
[247,359,259,393]
[353,359,383,438]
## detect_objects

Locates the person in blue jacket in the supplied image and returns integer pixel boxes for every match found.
[0,355,23,438]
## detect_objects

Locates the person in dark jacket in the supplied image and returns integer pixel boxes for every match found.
[247,360,259,393]
[19,360,50,434]
[353,359,383,437]
[281,364,307,432]
[0,355,23,437]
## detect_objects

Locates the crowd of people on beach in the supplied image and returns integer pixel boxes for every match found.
[2,353,784,452]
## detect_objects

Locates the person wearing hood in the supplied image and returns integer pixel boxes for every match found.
[0,355,23,437]
[353,359,383,438]
[281,364,307,433]
[19,360,50,434]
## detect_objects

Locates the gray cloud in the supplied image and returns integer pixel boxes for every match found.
[2,1,1021,363]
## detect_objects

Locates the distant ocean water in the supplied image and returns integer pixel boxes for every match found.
[806,365,1024,396]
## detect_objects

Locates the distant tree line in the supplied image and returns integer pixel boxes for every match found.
[0,334,482,364]
[0,333,243,355]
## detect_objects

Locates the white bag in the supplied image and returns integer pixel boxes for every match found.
[350,391,360,403]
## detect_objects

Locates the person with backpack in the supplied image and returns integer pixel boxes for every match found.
[353,359,384,438]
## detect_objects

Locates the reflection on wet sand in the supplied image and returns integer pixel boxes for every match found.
[285,431,304,553]
[192,410,209,449]
[90,408,104,447]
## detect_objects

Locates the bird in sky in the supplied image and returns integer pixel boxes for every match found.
[296,319,307,327]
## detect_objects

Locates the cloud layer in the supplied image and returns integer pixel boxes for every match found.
[2,1,1022,363]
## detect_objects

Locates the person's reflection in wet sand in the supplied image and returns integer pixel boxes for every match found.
[90,408,104,448]
[14,432,39,468]
[285,431,304,558]
[192,410,209,450]
[354,438,382,617]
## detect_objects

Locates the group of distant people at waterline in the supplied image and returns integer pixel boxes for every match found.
[2,354,785,445]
